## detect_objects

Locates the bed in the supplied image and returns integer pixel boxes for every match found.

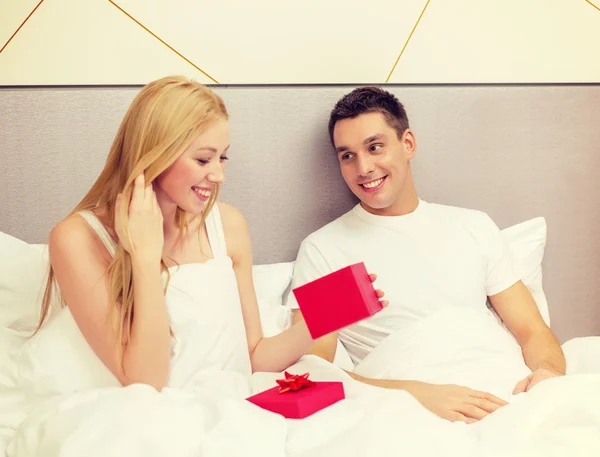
[1,84,600,456]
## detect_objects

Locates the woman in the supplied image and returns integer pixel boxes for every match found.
[36,76,385,392]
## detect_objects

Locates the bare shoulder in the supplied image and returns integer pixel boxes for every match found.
[49,214,111,267]
[217,201,249,235]
[215,202,251,260]
[50,215,91,250]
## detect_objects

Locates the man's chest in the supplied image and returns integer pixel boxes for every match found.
[328,229,488,315]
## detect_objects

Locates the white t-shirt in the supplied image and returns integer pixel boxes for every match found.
[286,199,521,365]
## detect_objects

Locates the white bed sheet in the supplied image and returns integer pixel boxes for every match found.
[1,356,600,456]
[2,324,600,457]
[0,328,29,456]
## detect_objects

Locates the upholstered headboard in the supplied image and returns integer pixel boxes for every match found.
[1,84,599,342]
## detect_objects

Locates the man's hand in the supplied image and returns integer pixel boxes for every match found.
[513,368,562,395]
[407,382,508,424]
[368,273,389,309]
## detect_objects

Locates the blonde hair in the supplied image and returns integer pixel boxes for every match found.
[35,76,228,349]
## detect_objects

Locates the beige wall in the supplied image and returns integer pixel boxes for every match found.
[1,0,599,85]
[1,84,599,343]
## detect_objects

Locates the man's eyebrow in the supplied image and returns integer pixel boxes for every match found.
[335,133,385,153]
[364,134,385,144]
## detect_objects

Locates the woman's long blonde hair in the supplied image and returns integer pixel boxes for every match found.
[35,76,228,348]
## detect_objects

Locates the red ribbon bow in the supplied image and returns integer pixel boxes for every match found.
[276,371,315,394]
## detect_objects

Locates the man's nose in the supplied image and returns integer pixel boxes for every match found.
[356,155,374,177]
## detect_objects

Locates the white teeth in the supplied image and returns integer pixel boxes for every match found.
[193,187,211,197]
[362,178,384,189]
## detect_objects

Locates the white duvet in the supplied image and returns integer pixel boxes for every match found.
[4,357,600,457]
[3,309,600,457]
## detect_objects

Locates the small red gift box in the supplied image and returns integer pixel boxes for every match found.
[247,372,345,419]
[292,262,383,339]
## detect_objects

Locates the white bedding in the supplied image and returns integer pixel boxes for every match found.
[353,307,533,401]
[3,331,600,457]
[2,229,599,456]
[3,356,600,457]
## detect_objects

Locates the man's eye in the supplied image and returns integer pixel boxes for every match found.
[341,153,353,161]
[370,144,383,152]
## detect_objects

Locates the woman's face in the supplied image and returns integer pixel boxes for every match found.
[154,118,230,215]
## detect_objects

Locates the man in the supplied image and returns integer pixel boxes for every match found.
[288,86,565,424]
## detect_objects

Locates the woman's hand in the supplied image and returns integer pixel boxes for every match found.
[115,173,164,266]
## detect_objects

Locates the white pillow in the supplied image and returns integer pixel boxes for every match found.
[0,233,53,335]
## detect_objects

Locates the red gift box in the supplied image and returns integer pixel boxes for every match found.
[247,373,345,419]
[292,262,383,339]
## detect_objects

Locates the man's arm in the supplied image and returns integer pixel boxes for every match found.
[477,211,564,392]
[489,280,566,392]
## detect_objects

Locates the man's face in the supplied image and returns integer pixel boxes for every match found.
[333,111,415,216]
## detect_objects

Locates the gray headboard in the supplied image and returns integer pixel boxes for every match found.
[1,84,599,343]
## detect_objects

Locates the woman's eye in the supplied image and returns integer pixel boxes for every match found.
[220,156,229,162]
[197,159,209,165]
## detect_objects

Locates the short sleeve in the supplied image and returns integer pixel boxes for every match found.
[284,240,333,310]
[482,214,521,296]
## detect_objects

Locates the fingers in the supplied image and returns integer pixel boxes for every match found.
[114,193,122,225]
[144,180,156,206]
[372,278,388,308]
[448,412,476,424]
[525,375,544,392]
[473,390,509,407]
[513,376,530,395]
[458,395,507,422]
[131,173,159,212]
[468,397,504,415]
[113,193,127,248]
[459,405,490,422]
[131,173,145,208]
[374,289,388,308]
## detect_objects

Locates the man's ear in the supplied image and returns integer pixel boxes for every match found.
[402,129,417,160]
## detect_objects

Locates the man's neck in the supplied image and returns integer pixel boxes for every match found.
[360,194,419,217]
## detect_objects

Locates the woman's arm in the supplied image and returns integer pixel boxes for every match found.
[50,217,171,390]
[220,203,314,372]
[50,177,171,390]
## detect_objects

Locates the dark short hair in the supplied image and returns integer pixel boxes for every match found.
[328,86,410,146]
